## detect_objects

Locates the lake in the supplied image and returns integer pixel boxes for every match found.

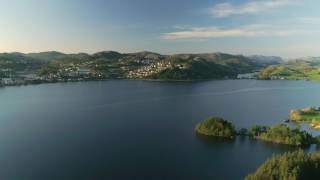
[1,80,320,179]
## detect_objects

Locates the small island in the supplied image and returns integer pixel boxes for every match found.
[289,107,320,129]
[195,117,236,139]
[252,124,314,146]
[195,116,317,146]
[246,150,320,180]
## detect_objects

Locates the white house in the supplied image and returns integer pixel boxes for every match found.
[1,78,15,85]
[78,68,91,75]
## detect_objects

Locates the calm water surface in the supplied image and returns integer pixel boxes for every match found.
[0,80,320,179]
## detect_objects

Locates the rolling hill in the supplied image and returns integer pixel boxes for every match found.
[0,51,282,80]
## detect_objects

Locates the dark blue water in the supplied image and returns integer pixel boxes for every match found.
[1,80,320,180]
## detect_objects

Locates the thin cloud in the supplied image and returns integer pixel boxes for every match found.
[297,17,320,25]
[162,25,299,40]
[209,0,296,18]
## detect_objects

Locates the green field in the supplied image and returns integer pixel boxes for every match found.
[258,59,320,80]
[289,107,320,129]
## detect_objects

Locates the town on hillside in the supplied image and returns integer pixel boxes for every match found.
[0,51,281,87]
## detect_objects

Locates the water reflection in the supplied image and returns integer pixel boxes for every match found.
[195,133,236,145]
[196,134,319,154]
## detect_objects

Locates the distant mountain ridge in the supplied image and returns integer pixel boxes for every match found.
[247,55,283,64]
[0,51,284,63]
[25,51,68,62]
[0,51,285,80]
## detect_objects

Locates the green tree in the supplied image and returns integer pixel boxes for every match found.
[195,117,236,138]
[246,150,320,180]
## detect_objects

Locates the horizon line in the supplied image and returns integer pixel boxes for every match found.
[0,50,315,60]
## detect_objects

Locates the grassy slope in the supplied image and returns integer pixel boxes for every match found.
[258,60,320,80]
[289,107,320,129]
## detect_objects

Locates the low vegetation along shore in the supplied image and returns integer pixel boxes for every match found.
[289,107,320,129]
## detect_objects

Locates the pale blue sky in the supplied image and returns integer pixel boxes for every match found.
[0,0,320,58]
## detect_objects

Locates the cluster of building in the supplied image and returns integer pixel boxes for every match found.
[237,72,258,79]
[127,61,172,78]
[40,66,93,81]
[0,69,40,86]
[126,60,190,79]
[133,59,153,65]
[268,76,287,80]
[0,66,94,87]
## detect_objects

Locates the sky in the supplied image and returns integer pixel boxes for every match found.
[0,0,320,58]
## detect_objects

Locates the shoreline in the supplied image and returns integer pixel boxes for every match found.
[289,107,320,130]
[1,77,318,89]
[0,77,242,88]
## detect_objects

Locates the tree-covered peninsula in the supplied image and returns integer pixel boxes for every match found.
[246,150,320,180]
[289,107,320,129]
[251,124,314,146]
[195,116,317,146]
[195,117,236,138]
